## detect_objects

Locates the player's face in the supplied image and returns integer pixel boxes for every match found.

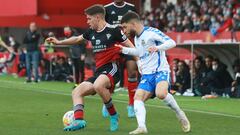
[121,22,135,37]
[86,15,98,30]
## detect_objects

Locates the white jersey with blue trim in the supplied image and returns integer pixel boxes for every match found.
[134,27,171,74]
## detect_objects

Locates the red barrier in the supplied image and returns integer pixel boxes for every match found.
[0,0,37,16]
[166,31,240,44]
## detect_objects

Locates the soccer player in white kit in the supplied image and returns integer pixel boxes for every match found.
[116,11,191,134]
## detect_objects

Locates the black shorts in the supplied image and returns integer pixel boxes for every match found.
[86,63,119,93]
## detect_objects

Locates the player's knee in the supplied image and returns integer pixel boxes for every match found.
[134,92,143,101]
[128,70,137,78]
[93,83,103,92]
[72,88,80,97]
[156,92,167,100]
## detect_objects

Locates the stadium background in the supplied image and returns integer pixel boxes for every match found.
[0,0,240,135]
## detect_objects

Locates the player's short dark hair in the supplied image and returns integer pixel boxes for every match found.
[84,4,105,16]
[121,11,140,24]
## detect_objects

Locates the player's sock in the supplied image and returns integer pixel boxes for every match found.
[104,98,117,116]
[73,104,84,120]
[134,100,146,128]
[163,93,181,115]
[127,78,138,106]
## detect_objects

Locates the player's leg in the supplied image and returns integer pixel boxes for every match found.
[155,71,190,132]
[129,89,151,134]
[94,74,119,131]
[25,52,32,82]
[126,59,138,117]
[64,81,96,131]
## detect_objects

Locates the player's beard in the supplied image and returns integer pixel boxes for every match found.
[129,29,136,38]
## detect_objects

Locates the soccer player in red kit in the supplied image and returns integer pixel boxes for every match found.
[47,4,135,132]
[104,0,138,118]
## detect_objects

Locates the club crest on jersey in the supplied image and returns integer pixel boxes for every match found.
[118,16,123,21]
[141,40,146,46]
[96,40,101,45]
[106,34,111,39]
[111,11,116,15]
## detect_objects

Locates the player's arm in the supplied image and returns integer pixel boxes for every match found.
[0,37,13,52]
[148,32,176,53]
[120,39,139,56]
[46,35,84,45]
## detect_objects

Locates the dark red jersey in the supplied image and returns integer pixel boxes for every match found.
[83,24,128,68]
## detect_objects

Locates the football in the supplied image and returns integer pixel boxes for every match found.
[62,110,74,127]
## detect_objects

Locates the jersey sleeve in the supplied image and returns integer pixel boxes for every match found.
[113,27,128,43]
[104,7,110,23]
[132,5,137,12]
[82,29,91,40]
[151,29,171,43]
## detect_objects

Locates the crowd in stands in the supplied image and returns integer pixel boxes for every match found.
[171,56,240,98]
[142,0,240,34]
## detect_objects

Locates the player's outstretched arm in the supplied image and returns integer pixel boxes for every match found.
[46,35,84,45]
[115,43,139,56]
[148,39,176,53]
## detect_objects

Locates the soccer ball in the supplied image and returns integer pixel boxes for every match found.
[62,110,74,127]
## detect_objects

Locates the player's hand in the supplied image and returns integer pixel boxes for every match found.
[115,44,123,52]
[46,37,60,45]
[148,46,158,53]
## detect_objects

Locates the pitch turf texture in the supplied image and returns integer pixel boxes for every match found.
[0,76,240,135]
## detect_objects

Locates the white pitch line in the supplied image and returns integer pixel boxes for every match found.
[1,81,240,119]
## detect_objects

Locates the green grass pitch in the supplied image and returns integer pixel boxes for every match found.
[0,75,240,135]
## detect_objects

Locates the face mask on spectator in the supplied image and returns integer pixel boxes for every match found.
[212,65,218,71]
[177,20,181,25]
[64,31,72,37]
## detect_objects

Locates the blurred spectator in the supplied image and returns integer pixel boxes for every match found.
[172,60,191,94]
[0,35,13,53]
[231,59,240,97]
[201,58,233,97]
[212,58,233,97]
[52,56,72,82]
[171,58,180,84]
[17,48,26,77]
[23,22,41,83]
[192,56,206,96]
[44,32,55,53]
[5,35,20,63]
[199,55,215,95]
[141,0,240,32]
[64,26,86,87]
[40,58,51,81]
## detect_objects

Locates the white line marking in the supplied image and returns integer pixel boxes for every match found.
[1,80,240,119]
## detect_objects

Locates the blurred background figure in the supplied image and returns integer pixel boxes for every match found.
[23,22,41,83]
[172,60,190,95]
[52,56,72,82]
[64,26,86,88]
[44,32,55,53]
[231,59,240,97]
[192,56,206,96]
